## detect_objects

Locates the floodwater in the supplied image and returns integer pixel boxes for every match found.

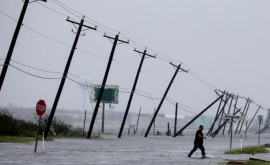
[0,134,269,165]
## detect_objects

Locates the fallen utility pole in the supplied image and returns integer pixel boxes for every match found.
[0,0,46,92]
[228,95,239,134]
[207,94,224,136]
[234,98,250,134]
[216,93,230,133]
[212,108,245,138]
[210,94,230,136]
[118,48,155,138]
[244,105,261,134]
[212,120,230,138]
[45,17,96,138]
[174,94,224,137]
[255,109,270,134]
[145,62,188,137]
[87,33,129,139]
[238,100,251,134]
[222,96,233,135]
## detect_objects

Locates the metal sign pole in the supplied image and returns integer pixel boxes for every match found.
[102,103,105,133]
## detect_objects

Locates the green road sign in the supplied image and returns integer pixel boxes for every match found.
[90,85,119,104]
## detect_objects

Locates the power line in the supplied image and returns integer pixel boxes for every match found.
[37,0,220,94]
[9,64,62,79]
[183,63,218,89]
[189,71,215,92]
[2,5,267,112]
[0,10,109,60]
[35,2,220,92]
[10,59,63,74]
[51,0,82,19]
[37,2,69,18]
[165,98,196,115]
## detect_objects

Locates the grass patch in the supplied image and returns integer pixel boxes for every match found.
[0,136,34,144]
[0,136,54,144]
[227,160,270,165]
[225,145,268,154]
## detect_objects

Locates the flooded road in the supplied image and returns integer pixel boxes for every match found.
[0,134,269,165]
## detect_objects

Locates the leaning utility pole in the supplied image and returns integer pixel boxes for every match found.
[0,0,46,92]
[45,17,96,138]
[87,33,129,139]
[118,48,156,138]
[144,62,188,137]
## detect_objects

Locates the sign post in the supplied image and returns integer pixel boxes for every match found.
[34,100,46,153]
[224,115,245,149]
[241,134,243,152]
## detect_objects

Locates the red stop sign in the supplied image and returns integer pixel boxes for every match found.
[36,100,46,116]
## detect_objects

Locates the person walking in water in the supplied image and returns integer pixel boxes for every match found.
[188,125,206,157]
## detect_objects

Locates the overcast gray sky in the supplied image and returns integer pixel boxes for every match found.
[0,0,269,119]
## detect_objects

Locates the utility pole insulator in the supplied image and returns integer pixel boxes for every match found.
[169,62,188,73]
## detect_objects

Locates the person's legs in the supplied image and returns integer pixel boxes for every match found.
[198,144,205,156]
[188,144,199,157]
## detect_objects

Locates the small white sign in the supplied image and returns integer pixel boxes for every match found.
[225,115,245,120]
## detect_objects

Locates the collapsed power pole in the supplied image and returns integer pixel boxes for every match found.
[228,95,239,134]
[87,33,129,139]
[0,0,47,92]
[118,48,155,138]
[207,93,224,136]
[210,94,231,136]
[238,100,251,134]
[212,105,244,138]
[244,105,261,134]
[234,98,250,134]
[216,93,230,131]
[222,95,234,135]
[144,62,188,137]
[45,17,96,138]
[174,94,224,137]
[255,109,270,134]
